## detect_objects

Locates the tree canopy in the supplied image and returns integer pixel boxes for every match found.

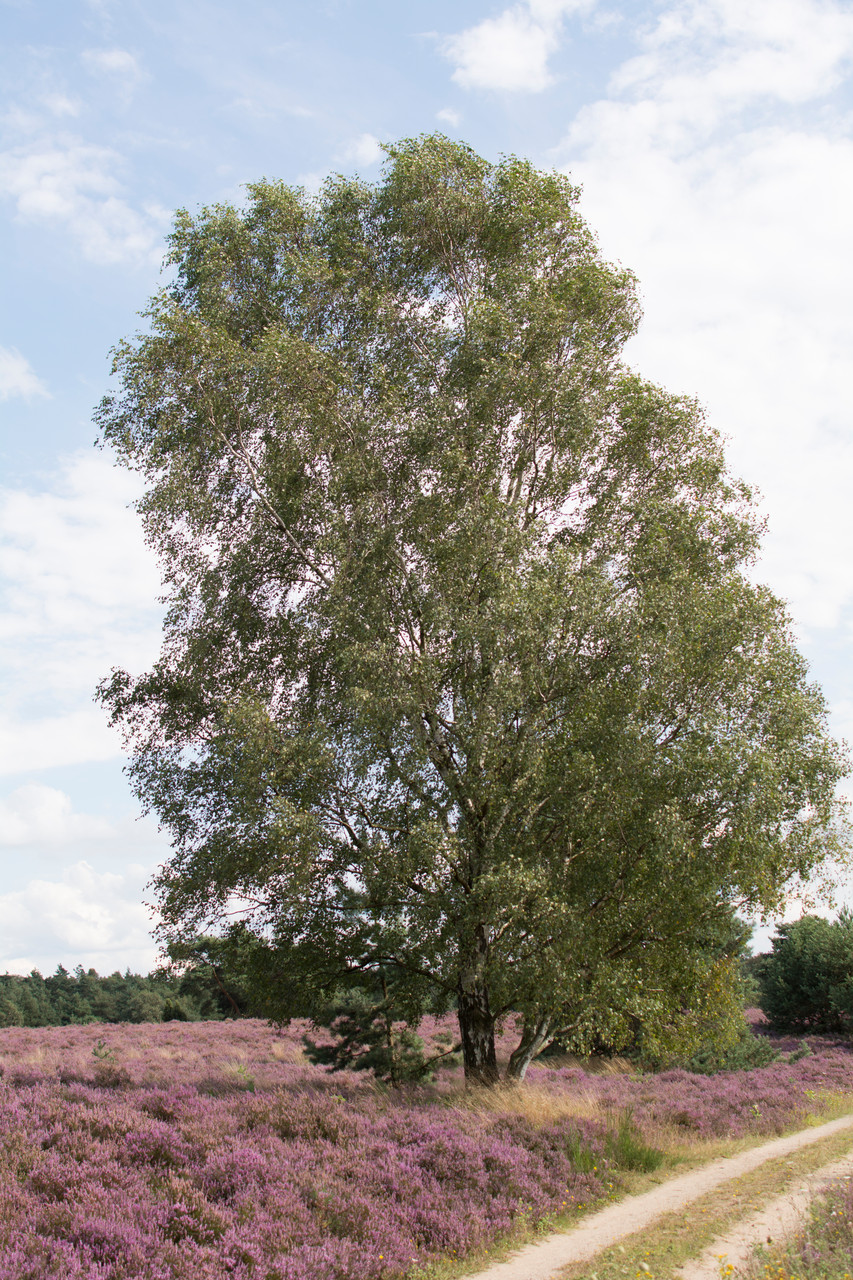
[97,135,848,1083]
[759,913,853,1035]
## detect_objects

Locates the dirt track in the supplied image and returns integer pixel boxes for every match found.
[679,1149,853,1280]
[462,1114,853,1280]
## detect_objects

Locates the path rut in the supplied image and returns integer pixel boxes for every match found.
[461,1114,853,1280]
[678,1150,853,1280]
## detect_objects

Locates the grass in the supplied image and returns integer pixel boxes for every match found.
[413,1088,853,1280]
[738,1169,853,1280]
[554,1128,853,1280]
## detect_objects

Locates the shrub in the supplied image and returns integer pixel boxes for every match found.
[302,990,440,1086]
[681,1022,780,1074]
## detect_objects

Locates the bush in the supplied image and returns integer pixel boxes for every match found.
[681,1022,780,1074]
[162,998,191,1022]
[759,913,853,1035]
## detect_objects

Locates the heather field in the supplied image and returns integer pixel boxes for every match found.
[2,1019,853,1279]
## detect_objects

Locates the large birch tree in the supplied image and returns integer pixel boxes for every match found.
[98,135,847,1084]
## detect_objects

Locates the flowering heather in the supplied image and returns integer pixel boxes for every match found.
[0,1020,607,1279]
[0,1019,851,1279]
[526,1046,853,1139]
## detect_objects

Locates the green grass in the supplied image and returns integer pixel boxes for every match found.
[740,1171,853,1280]
[557,1129,853,1280]
[605,1109,665,1174]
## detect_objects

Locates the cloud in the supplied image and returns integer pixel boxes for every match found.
[0,711,126,776]
[0,451,164,774]
[295,171,324,196]
[341,133,384,168]
[0,861,159,975]
[442,0,591,92]
[436,107,462,127]
[40,93,80,119]
[0,785,114,846]
[81,48,140,79]
[0,135,167,265]
[557,0,853,635]
[81,48,146,105]
[611,0,853,119]
[0,346,49,400]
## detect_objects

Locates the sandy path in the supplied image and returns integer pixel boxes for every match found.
[462,1114,853,1280]
[679,1150,853,1280]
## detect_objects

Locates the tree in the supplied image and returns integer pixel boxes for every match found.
[302,976,458,1086]
[759,913,853,1035]
[166,927,258,1018]
[97,135,848,1085]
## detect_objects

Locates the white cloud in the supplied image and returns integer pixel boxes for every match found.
[81,47,145,104]
[612,0,853,117]
[0,135,166,265]
[436,107,462,127]
[0,711,126,776]
[41,93,80,119]
[296,171,324,196]
[443,0,591,92]
[0,861,159,975]
[81,47,140,79]
[0,452,164,774]
[0,785,114,846]
[0,345,49,400]
[341,132,384,168]
[557,0,853,635]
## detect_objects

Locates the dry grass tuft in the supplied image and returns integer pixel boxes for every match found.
[540,1053,637,1076]
[450,1080,604,1127]
[269,1039,307,1063]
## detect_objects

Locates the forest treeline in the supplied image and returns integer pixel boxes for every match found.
[0,958,245,1027]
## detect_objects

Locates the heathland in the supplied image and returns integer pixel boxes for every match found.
[2,1014,853,1279]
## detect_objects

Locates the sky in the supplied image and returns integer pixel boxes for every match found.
[1,0,852,975]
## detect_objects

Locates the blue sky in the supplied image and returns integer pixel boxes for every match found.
[1,0,852,973]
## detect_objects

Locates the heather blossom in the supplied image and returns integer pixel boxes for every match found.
[0,1018,850,1278]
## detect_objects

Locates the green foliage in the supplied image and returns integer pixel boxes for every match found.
[302,983,452,1086]
[604,1109,664,1172]
[0,960,248,1028]
[165,927,260,1019]
[161,998,191,1021]
[95,134,849,1084]
[759,912,853,1035]
[558,908,762,1072]
[739,951,769,1006]
[680,1022,780,1074]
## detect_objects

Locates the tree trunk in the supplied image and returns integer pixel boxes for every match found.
[211,965,242,1019]
[505,1014,553,1081]
[457,928,499,1085]
[457,984,499,1085]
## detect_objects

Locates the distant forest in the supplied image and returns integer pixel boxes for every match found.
[0,961,243,1027]
[0,945,780,1037]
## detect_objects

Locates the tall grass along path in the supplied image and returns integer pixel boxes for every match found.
[462,1116,853,1280]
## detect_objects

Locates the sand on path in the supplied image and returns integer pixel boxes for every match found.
[461,1114,853,1280]
[678,1149,853,1280]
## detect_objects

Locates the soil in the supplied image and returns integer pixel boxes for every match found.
[462,1114,853,1280]
[679,1150,853,1280]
